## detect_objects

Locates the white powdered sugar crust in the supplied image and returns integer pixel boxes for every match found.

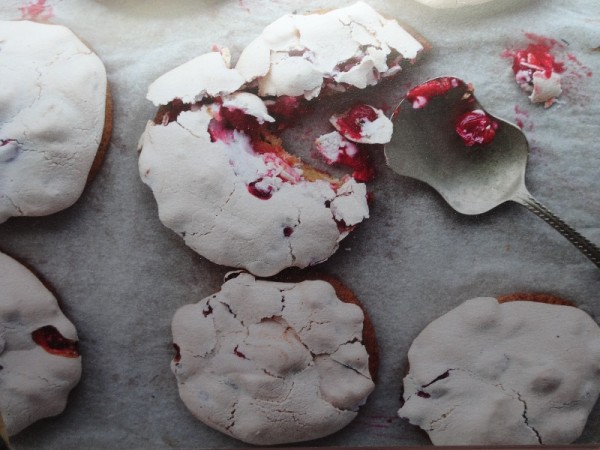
[398,297,600,445]
[236,1,424,99]
[0,20,107,223]
[138,3,425,276]
[139,103,368,277]
[171,273,375,445]
[0,252,81,436]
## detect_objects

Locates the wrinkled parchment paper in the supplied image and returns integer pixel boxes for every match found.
[1,0,599,447]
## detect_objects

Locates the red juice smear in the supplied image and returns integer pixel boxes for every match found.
[514,104,533,131]
[337,145,376,182]
[567,53,593,78]
[19,0,53,21]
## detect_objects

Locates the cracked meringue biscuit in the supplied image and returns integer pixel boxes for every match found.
[0,251,82,436]
[138,1,427,277]
[0,20,111,224]
[398,294,600,445]
[171,272,377,445]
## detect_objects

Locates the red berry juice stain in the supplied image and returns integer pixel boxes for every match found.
[514,104,533,131]
[31,325,79,358]
[19,0,53,21]
[567,53,593,78]
[455,110,498,147]
[336,144,376,182]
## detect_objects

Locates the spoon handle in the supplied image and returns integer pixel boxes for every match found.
[513,192,600,269]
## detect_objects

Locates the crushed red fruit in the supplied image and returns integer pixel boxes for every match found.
[266,96,310,130]
[337,145,376,182]
[31,325,79,358]
[455,110,498,147]
[219,106,262,139]
[334,104,379,141]
[283,226,294,237]
[406,77,461,109]
[248,180,273,200]
[508,35,565,78]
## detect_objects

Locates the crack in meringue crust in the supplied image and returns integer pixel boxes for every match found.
[138,2,425,276]
[0,20,108,223]
[398,297,600,445]
[171,272,375,445]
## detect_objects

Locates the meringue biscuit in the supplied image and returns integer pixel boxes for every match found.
[398,295,600,445]
[171,272,377,445]
[0,20,111,224]
[413,0,496,8]
[139,2,426,277]
[0,251,82,436]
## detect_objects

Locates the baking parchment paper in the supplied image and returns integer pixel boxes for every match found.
[1,0,599,447]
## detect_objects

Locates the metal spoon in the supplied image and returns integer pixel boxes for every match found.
[385,76,600,269]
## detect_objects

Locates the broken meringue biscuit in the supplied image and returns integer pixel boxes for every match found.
[0,251,82,436]
[398,294,600,445]
[138,2,426,277]
[503,35,565,108]
[234,1,426,98]
[171,272,377,446]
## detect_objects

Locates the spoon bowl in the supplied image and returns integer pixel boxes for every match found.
[385,76,600,268]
